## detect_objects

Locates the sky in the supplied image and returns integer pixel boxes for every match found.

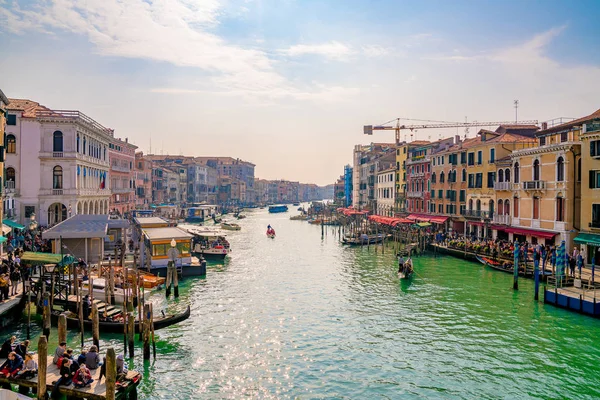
[1,0,599,185]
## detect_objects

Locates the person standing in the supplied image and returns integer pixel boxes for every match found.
[9,267,20,296]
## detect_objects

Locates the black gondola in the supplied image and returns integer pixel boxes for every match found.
[51,305,191,334]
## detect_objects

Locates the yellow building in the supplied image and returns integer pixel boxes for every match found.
[509,121,583,247]
[429,129,536,237]
[0,89,8,249]
[395,142,409,213]
[573,109,600,262]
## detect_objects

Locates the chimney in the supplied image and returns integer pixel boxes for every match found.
[455,135,460,144]
[126,138,128,143]
[541,122,548,130]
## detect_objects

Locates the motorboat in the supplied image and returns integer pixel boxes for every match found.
[189,230,231,260]
[221,222,241,231]
[79,278,149,305]
[268,205,288,213]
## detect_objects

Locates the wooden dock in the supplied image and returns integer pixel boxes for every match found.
[0,284,25,327]
[0,354,140,399]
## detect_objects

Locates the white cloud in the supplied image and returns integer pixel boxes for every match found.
[0,0,358,103]
[361,45,391,57]
[280,41,355,60]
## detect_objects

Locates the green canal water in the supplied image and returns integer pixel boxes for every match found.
[5,208,600,399]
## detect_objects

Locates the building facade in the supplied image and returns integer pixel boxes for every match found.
[109,137,137,215]
[376,167,395,216]
[6,99,111,226]
[134,152,152,209]
[0,90,9,227]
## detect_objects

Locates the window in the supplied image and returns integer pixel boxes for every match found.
[431,190,435,199]
[498,169,504,182]
[533,159,540,181]
[540,136,546,146]
[556,197,564,222]
[487,172,496,188]
[468,153,474,166]
[557,156,564,181]
[477,151,482,165]
[514,162,520,183]
[6,114,16,125]
[490,148,495,163]
[438,189,443,199]
[53,131,63,152]
[468,174,474,188]
[498,199,504,215]
[489,200,494,215]
[53,166,63,189]
[505,168,511,182]
[504,200,510,216]
[476,199,481,211]
[468,199,473,210]
[83,137,87,155]
[533,197,540,219]
[589,170,600,189]
[591,140,600,157]
[460,152,466,164]
[438,204,443,213]
[431,172,436,184]
[475,173,483,188]
[459,190,465,202]
[6,135,16,154]
[6,167,15,182]
[440,171,445,183]
[462,169,466,182]
[593,204,600,228]
[560,132,568,142]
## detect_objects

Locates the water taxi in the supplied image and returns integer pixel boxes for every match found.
[185,205,220,223]
[268,205,288,213]
[188,230,231,260]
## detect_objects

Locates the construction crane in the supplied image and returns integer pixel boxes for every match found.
[364,117,539,145]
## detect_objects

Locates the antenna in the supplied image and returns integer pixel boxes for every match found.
[514,100,519,122]
[149,135,152,154]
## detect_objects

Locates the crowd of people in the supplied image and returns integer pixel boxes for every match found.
[0,334,128,397]
[0,250,31,302]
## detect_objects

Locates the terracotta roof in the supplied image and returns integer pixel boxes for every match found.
[488,132,537,144]
[7,98,53,117]
[409,140,430,145]
[539,108,600,135]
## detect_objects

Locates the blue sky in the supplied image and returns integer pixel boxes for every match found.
[1,0,599,184]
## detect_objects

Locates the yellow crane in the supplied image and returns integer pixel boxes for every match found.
[364,117,539,145]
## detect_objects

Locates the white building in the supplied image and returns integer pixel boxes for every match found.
[5,99,112,226]
[376,167,396,216]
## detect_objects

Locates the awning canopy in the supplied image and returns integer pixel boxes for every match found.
[0,237,7,244]
[337,207,369,216]
[2,224,11,235]
[3,219,25,230]
[416,222,432,227]
[504,226,557,239]
[368,215,413,227]
[21,252,64,264]
[406,214,449,224]
[468,221,485,227]
[574,233,600,247]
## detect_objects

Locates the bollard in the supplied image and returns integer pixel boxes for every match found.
[143,304,151,360]
[105,347,117,400]
[42,292,51,339]
[128,313,135,359]
[92,303,100,350]
[58,314,67,345]
[37,336,48,400]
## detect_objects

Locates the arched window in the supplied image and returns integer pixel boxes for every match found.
[431,172,436,184]
[514,162,520,183]
[505,168,511,182]
[504,199,510,216]
[462,168,466,182]
[489,200,494,215]
[6,135,16,154]
[468,199,473,210]
[513,197,519,218]
[556,195,565,222]
[498,169,504,182]
[498,199,504,215]
[476,199,481,211]
[83,137,87,154]
[6,167,15,182]
[77,134,80,153]
[533,159,540,181]
[440,171,445,183]
[53,131,63,152]
[557,156,564,182]
[53,166,63,189]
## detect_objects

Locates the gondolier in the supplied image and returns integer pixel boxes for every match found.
[166,240,180,298]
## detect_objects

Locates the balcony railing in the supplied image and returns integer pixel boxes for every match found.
[407,191,423,198]
[461,210,494,219]
[494,182,511,191]
[111,165,131,173]
[35,109,113,136]
[493,214,511,225]
[523,181,546,190]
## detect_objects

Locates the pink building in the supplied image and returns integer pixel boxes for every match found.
[109,137,137,215]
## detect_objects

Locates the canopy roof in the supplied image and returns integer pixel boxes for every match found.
[42,215,130,239]
[3,219,25,230]
[337,207,368,216]
[368,215,412,227]
[574,233,600,247]
[21,252,64,264]
[504,226,556,239]
[406,214,449,224]
[143,227,193,241]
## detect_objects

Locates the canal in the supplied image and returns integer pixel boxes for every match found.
[5,208,600,399]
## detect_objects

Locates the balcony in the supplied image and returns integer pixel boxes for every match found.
[493,214,511,225]
[407,191,423,198]
[111,164,131,173]
[494,182,511,191]
[523,181,546,190]
[4,180,15,194]
[112,187,133,194]
[461,210,494,219]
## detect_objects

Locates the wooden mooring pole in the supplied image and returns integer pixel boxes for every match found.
[37,335,47,400]
[58,313,67,345]
[128,312,135,359]
[143,303,151,361]
[42,292,51,339]
[105,347,117,400]
[92,303,100,351]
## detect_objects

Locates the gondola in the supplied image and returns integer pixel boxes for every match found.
[475,255,525,275]
[342,234,387,246]
[51,305,191,334]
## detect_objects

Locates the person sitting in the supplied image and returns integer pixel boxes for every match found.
[0,336,16,358]
[16,352,37,379]
[15,340,30,358]
[72,364,93,388]
[85,345,101,370]
[53,342,67,365]
[116,354,128,375]
[0,351,23,377]
[51,359,74,399]
[77,349,88,367]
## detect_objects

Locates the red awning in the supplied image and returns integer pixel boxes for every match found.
[368,215,413,227]
[490,224,506,231]
[468,221,485,227]
[337,207,368,216]
[504,226,557,239]
[406,214,449,224]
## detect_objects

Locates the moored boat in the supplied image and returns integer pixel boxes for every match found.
[189,230,231,259]
[221,222,241,231]
[268,205,288,213]
[342,234,387,246]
